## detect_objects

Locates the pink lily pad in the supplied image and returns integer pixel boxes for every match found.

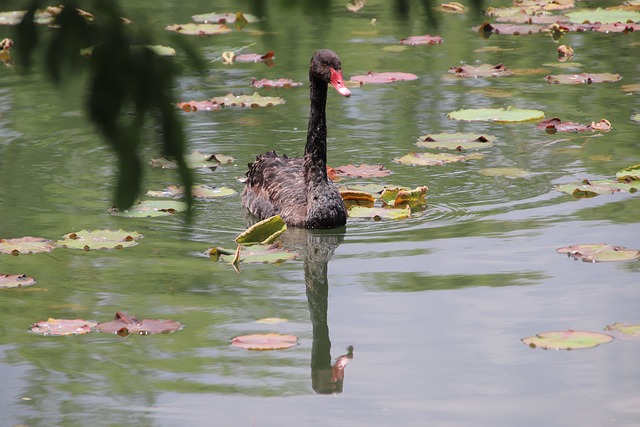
[536,117,612,133]
[350,72,418,84]
[0,274,36,288]
[0,237,57,255]
[191,11,261,24]
[399,34,443,45]
[522,330,613,350]
[250,78,302,88]
[231,333,298,350]
[235,51,274,63]
[96,311,183,336]
[30,318,97,336]
[475,22,546,35]
[178,93,285,111]
[556,243,640,262]
[332,164,392,178]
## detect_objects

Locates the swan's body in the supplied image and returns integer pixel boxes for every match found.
[242,49,351,229]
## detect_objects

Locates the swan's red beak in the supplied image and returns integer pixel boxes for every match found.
[330,68,351,98]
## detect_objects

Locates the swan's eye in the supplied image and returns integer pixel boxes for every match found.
[322,61,329,67]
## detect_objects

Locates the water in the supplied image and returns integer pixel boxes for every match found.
[1,1,639,426]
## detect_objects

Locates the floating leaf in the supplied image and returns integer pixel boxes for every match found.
[479,167,531,178]
[147,45,175,57]
[236,215,287,245]
[616,164,640,181]
[332,164,392,178]
[522,330,613,350]
[0,237,57,255]
[545,73,622,84]
[234,51,274,63]
[146,185,236,199]
[110,200,187,218]
[231,333,298,350]
[338,183,388,195]
[621,84,640,93]
[399,34,443,45]
[605,323,640,339]
[340,190,376,206]
[556,243,640,262]
[448,63,512,78]
[212,243,299,265]
[178,93,285,111]
[30,318,97,336]
[554,179,638,197]
[151,151,234,168]
[96,311,183,336]
[57,229,143,250]
[380,186,428,207]
[441,2,466,13]
[251,78,302,88]
[566,8,640,24]
[348,205,411,220]
[475,22,546,35]
[191,11,261,24]
[165,23,232,35]
[346,0,366,12]
[417,132,496,150]
[393,152,468,166]
[256,317,289,324]
[0,274,36,289]
[447,107,544,123]
[350,72,418,84]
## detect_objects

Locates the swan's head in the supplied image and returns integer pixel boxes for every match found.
[310,49,351,98]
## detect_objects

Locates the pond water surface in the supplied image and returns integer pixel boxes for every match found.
[1,0,640,426]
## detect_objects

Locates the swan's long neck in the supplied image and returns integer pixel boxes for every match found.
[304,75,328,184]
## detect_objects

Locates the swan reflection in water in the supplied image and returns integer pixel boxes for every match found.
[280,227,354,394]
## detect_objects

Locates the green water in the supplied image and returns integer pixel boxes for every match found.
[1,1,639,426]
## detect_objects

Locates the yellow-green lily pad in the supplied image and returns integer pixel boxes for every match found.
[554,179,638,197]
[231,333,298,351]
[566,8,640,24]
[522,330,613,350]
[605,323,640,339]
[556,243,640,262]
[212,243,299,264]
[393,152,468,166]
[150,151,234,169]
[417,132,496,150]
[57,229,143,250]
[236,215,287,245]
[348,205,412,220]
[448,107,545,123]
[165,23,232,35]
[380,186,428,207]
[616,164,640,181]
[147,185,236,199]
[480,167,531,178]
[111,200,187,218]
[0,274,36,288]
[0,237,57,255]
[191,11,261,24]
[545,73,622,85]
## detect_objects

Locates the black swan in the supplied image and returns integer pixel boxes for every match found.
[241,49,351,229]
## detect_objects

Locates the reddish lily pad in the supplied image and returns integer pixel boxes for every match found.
[605,323,640,339]
[616,164,640,181]
[30,318,97,336]
[147,185,236,199]
[545,73,622,84]
[235,51,274,63]
[165,23,232,35]
[393,152,468,166]
[57,229,143,250]
[447,107,544,123]
[251,78,302,88]
[537,118,612,133]
[235,215,287,245]
[380,186,428,207]
[340,190,376,207]
[110,200,187,218]
[554,179,638,197]
[0,237,57,255]
[522,330,613,350]
[399,35,443,45]
[556,243,640,262]
[191,11,261,24]
[231,333,298,350]
[178,93,285,111]
[350,72,418,84]
[417,132,495,150]
[96,312,183,336]
[151,151,234,168]
[332,164,392,178]
[475,22,546,35]
[0,274,36,289]
[348,205,412,220]
[448,63,512,78]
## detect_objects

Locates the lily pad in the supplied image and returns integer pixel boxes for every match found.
[0,274,36,289]
[350,72,418,84]
[256,317,289,324]
[448,63,512,78]
[616,164,640,181]
[338,183,388,195]
[621,84,640,93]
[150,151,234,169]
[147,45,176,57]
[399,34,443,45]
[234,51,274,63]
[475,22,546,35]
[191,11,261,24]
[604,323,640,339]
[536,118,612,133]
[146,185,236,199]
[165,23,232,35]
[348,205,412,220]
[251,78,302,88]
[556,243,640,262]
[417,132,496,150]
[522,330,613,350]
[96,311,183,336]
[231,333,298,350]
[545,73,622,84]
[178,93,285,111]
[480,167,531,178]
[213,243,299,264]
[393,152,468,166]
[447,107,545,123]
[236,215,287,245]
[380,186,428,207]
[110,200,187,218]
[30,318,97,336]
[554,179,638,197]
[566,8,640,24]
[332,164,392,178]
[57,229,143,250]
[340,190,375,206]
[0,237,57,255]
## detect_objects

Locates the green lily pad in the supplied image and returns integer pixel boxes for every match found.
[632,113,640,122]
[236,215,287,245]
[150,151,234,169]
[556,243,640,262]
[165,23,232,35]
[447,107,545,123]
[616,164,640,181]
[147,45,176,57]
[111,200,187,218]
[545,73,622,85]
[147,185,236,199]
[554,179,638,197]
[212,243,299,264]
[348,205,412,220]
[380,186,428,207]
[393,152,469,166]
[338,183,388,196]
[480,167,531,178]
[566,8,640,24]
[417,132,496,150]
[191,11,261,24]
[605,323,640,339]
[30,318,97,336]
[448,63,512,78]
[230,333,298,350]
[57,229,143,250]
[522,330,613,350]
[0,237,57,255]
[0,274,36,288]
